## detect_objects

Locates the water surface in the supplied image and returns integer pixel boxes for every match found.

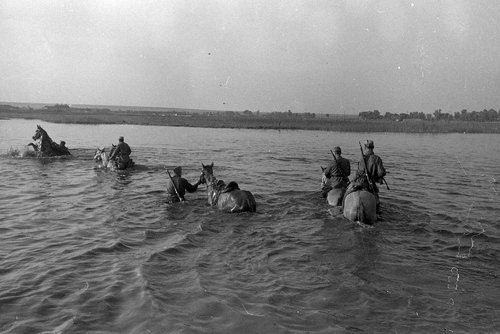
[1,119,499,333]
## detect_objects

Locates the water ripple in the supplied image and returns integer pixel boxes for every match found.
[1,122,499,332]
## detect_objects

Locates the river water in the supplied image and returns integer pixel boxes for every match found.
[0,119,499,333]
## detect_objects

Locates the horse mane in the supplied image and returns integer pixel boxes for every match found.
[36,125,54,144]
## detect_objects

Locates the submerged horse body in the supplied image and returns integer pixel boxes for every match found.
[201,163,256,213]
[321,166,378,224]
[30,125,71,156]
[342,183,377,225]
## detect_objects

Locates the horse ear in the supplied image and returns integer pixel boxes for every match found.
[202,163,205,168]
[210,162,214,167]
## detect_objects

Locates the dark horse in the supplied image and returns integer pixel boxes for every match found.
[200,162,257,213]
[29,125,71,156]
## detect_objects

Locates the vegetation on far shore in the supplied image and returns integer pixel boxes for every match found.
[1,103,499,134]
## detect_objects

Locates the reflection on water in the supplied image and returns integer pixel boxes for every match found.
[0,119,499,333]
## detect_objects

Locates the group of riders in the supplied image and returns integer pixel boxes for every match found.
[321,139,387,213]
[162,138,388,208]
[101,136,203,203]
[45,131,386,210]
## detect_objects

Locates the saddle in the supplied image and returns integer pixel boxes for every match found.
[221,181,240,193]
[345,174,375,197]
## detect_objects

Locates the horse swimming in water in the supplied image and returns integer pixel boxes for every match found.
[93,146,116,169]
[200,162,257,213]
[342,182,377,225]
[30,125,71,156]
[94,145,135,170]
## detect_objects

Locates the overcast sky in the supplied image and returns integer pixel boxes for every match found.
[1,1,499,114]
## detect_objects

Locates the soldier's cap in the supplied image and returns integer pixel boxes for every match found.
[333,146,341,153]
[173,166,182,175]
[119,136,124,141]
[364,140,374,149]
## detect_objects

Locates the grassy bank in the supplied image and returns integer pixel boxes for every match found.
[1,106,499,133]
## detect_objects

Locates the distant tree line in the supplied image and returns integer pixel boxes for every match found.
[359,109,500,122]
[200,109,317,119]
[44,104,70,111]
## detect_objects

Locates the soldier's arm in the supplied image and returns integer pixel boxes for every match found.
[183,178,199,193]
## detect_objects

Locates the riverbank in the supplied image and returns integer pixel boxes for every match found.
[1,106,499,133]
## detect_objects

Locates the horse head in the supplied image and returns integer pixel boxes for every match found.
[201,162,215,184]
[94,148,106,161]
[32,125,45,141]
[320,166,331,189]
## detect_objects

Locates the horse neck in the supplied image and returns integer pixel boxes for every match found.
[40,133,54,148]
[38,136,51,151]
[40,130,53,142]
[205,176,221,205]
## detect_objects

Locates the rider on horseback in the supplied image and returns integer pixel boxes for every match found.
[352,140,386,212]
[58,141,71,155]
[109,136,132,169]
[321,146,351,197]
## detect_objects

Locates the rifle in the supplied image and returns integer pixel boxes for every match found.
[358,142,375,193]
[329,149,350,185]
[166,169,185,202]
[382,177,390,190]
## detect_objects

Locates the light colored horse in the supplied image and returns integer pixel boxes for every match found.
[30,125,71,156]
[321,166,347,206]
[342,184,377,225]
[93,146,116,169]
[93,145,135,170]
[200,162,257,213]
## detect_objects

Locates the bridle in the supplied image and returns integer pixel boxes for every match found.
[32,129,43,141]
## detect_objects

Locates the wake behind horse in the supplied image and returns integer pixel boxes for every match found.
[201,162,257,213]
[30,125,71,156]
